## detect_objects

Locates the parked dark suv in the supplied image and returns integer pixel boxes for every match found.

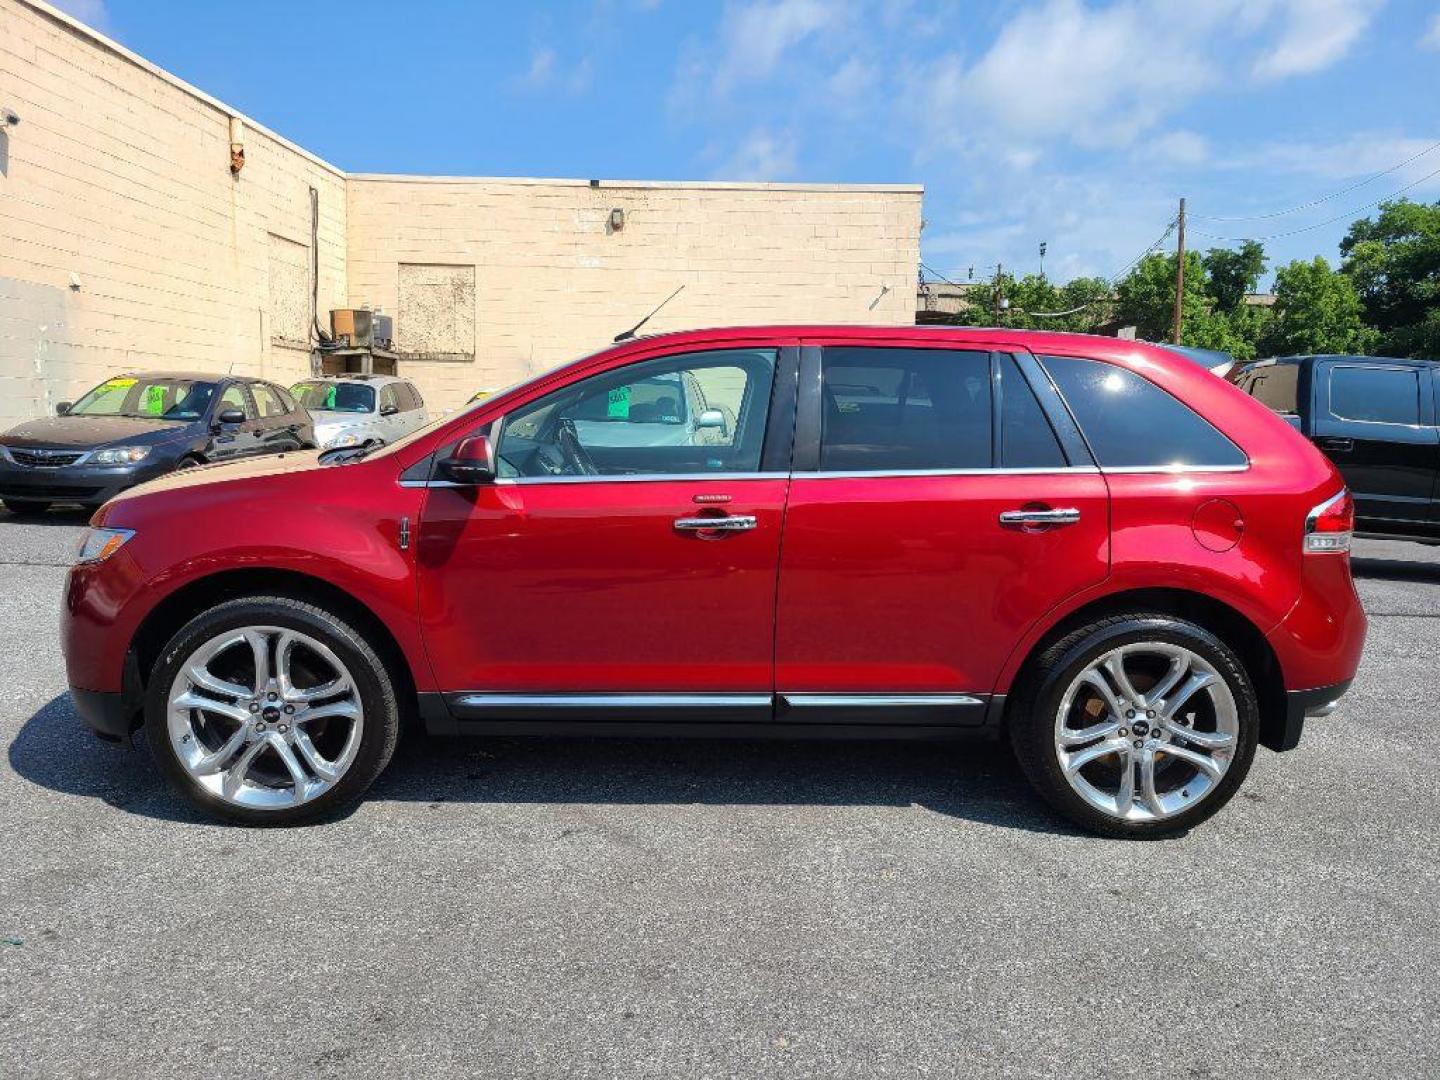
[0,372,316,513]
[1231,355,1439,543]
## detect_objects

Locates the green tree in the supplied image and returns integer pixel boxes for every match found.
[1340,198,1440,357]
[1261,256,1377,356]
[1114,251,1208,342]
[1203,240,1267,313]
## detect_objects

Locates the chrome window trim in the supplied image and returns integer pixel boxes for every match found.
[452,693,772,709]
[1097,464,1251,475]
[401,471,788,488]
[800,466,1101,479]
[782,694,984,708]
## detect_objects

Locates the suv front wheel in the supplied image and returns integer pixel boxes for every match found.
[1009,615,1259,838]
[144,596,400,825]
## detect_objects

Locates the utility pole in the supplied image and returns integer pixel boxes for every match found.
[994,262,1004,324]
[1172,196,1186,345]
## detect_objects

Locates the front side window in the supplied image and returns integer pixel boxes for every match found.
[69,376,217,421]
[497,348,776,478]
[218,384,256,420]
[820,347,991,471]
[1328,366,1420,426]
[1041,355,1246,469]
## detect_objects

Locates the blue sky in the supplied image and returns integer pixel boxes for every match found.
[57,0,1440,288]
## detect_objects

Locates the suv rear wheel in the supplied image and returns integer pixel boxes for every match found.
[1009,615,1259,838]
[144,596,400,825]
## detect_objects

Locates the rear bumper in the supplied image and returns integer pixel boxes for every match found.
[1269,679,1353,752]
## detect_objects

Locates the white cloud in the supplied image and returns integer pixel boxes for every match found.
[713,127,799,180]
[711,0,845,94]
[1424,11,1440,50]
[1147,131,1212,167]
[1251,0,1382,80]
[512,45,593,94]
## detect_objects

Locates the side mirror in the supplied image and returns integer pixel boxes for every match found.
[56,401,72,416]
[216,407,246,426]
[696,408,728,436]
[380,403,399,416]
[440,435,495,484]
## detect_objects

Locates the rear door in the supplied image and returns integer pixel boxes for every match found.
[773,339,1109,725]
[1310,359,1438,529]
[251,382,305,454]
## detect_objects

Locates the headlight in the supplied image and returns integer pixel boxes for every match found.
[75,527,136,564]
[326,433,361,449]
[90,446,151,465]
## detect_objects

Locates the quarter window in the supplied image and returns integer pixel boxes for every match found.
[820,347,991,471]
[1040,355,1246,469]
[496,348,776,478]
[1328,366,1420,426]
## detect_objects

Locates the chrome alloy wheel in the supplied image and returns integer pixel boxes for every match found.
[1053,643,1239,823]
[167,626,364,810]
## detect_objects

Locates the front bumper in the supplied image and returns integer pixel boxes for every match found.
[0,458,170,506]
[1269,679,1354,752]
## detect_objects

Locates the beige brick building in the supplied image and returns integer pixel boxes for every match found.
[0,0,922,425]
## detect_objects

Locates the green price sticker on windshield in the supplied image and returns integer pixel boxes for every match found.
[325,386,337,408]
[606,386,631,419]
[143,384,166,415]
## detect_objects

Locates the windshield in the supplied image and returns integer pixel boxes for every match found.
[291,381,376,413]
[69,376,217,421]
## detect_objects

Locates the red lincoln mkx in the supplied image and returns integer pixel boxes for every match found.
[62,327,1366,836]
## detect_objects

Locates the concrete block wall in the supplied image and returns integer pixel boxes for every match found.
[0,0,346,426]
[0,0,922,427]
[347,177,922,410]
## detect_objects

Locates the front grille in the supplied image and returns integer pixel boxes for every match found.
[8,448,84,468]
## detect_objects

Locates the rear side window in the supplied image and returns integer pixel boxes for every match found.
[820,347,991,471]
[1246,364,1299,415]
[998,354,1066,468]
[1041,355,1246,469]
[1329,366,1420,425]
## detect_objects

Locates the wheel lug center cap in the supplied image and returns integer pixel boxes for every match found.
[262,706,281,722]
[1132,719,1150,737]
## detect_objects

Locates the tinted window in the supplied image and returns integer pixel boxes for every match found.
[821,347,991,471]
[1329,366,1420,425]
[1246,364,1299,414]
[497,348,776,478]
[1041,355,1246,469]
[999,354,1066,468]
[251,384,288,418]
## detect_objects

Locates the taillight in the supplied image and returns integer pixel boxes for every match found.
[1304,489,1353,554]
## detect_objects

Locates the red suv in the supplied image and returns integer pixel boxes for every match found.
[62,327,1366,836]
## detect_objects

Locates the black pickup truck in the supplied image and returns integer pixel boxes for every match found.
[1230,354,1440,544]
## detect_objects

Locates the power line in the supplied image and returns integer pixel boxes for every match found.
[1190,162,1440,243]
[1191,140,1440,223]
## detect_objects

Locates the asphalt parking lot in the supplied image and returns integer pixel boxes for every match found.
[1,513,1436,1079]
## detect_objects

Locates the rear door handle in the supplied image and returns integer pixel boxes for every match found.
[674,515,757,534]
[1316,437,1354,453]
[999,508,1081,527]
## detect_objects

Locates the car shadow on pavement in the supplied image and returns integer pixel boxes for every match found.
[11,693,1084,836]
[0,507,92,526]
[1350,555,1440,585]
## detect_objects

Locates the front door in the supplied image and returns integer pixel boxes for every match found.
[416,344,794,715]
[1311,360,1439,530]
[206,383,260,462]
[774,341,1110,723]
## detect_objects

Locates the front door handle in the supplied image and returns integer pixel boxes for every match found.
[999,508,1081,527]
[673,515,758,534]
[1316,436,1354,453]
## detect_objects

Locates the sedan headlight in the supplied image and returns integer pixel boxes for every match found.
[75,527,136,564]
[90,446,151,465]
[326,433,362,449]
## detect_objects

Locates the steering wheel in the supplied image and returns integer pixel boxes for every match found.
[555,418,598,476]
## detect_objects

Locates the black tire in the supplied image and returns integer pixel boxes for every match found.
[1008,614,1259,839]
[173,456,204,471]
[144,595,401,826]
[3,498,51,515]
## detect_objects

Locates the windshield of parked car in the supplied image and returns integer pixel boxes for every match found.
[291,381,376,413]
[68,376,217,421]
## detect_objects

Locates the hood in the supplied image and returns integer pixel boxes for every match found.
[107,448,326,505]
[1,414,193,449]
